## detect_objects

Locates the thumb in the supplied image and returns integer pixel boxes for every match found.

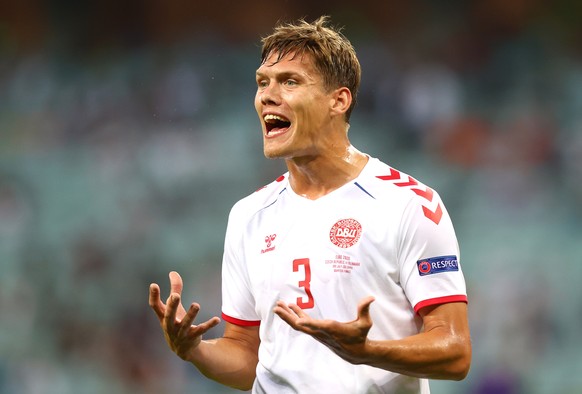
[357,296,375,324]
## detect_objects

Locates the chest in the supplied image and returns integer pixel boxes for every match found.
[242,196,399,319]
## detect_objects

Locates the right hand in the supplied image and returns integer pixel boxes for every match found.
[149,271,221,361]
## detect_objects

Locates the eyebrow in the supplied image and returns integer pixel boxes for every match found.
[255,70,303,80]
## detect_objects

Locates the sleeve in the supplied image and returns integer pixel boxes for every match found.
[221,203,261,326]
[397,190,468,314]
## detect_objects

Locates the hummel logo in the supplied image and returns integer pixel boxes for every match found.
[265,234,276,247]
[261,234,277,254]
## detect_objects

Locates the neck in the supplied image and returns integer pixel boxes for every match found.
[285,145,368,200]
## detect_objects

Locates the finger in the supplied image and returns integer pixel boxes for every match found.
[149,283,165,320]
[179,302,201,330]
[287,303,309,318]
[287,305,320,328]
[274,304,322,336]
[169,271,183,296]
[187,316,221,338]
[297,317,334,332]
[274,302,305,329]
[274,302,311,323]
[164,293,181,329]
[273,302,295,321]
[275,301,295,314]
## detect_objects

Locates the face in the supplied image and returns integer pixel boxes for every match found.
[255,52,335,159]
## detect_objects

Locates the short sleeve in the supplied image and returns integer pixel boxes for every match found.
[221,204,261,326]
[397,190,467,314]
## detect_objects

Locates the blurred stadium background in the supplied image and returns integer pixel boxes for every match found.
[1,1,581,393]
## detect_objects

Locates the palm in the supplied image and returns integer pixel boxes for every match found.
[274,296,375,364]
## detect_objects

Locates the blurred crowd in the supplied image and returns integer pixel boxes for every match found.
[1,1,581,393]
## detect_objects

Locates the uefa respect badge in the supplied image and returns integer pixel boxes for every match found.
[417,255,459,276]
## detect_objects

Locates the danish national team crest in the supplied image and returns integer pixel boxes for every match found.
[329,218,362,248]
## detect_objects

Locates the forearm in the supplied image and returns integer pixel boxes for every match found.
[341,302,471,380]
[189,336,259,391]
[362,328,471,380]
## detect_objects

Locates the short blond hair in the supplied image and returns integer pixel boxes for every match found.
[260,16,361,122]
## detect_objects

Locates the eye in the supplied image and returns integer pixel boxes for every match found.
[284,79,298,86]
[257,79,269,89]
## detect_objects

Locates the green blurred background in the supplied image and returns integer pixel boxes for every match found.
[1,1,581,393]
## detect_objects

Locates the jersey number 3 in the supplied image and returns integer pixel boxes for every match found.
[293,258,314,309]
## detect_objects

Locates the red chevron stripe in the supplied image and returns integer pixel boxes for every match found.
[422,204,443,225]
[376,168,401,181]
[411,186,434,202]
[376,169,442,225]
[394,176,418,187]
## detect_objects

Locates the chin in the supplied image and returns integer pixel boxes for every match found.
[263,149,285,159]
[263,141,288,159]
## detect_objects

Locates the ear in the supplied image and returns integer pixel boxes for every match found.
[329,87,352,117]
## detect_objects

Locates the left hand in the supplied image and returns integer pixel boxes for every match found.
[273,296,375,364]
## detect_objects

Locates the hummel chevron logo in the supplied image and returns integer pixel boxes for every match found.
[376,169,443,225]
[376,168,401,181]
[422,204,443,225]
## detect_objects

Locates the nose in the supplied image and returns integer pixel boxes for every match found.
[259,82,280,106]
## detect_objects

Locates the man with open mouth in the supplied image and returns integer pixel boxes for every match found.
[150,16,471,394]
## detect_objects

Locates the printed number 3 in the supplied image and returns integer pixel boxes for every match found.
[293,258,314,309]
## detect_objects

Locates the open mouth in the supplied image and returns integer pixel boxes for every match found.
[264,114,291,135]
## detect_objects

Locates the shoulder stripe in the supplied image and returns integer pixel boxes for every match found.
[376,168,443,225]
[376,167,401,181]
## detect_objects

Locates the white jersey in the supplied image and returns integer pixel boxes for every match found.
[221,157,467,394]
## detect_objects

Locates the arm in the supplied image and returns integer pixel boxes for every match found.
[274,298,471,380]
[149,271,260,391]
[367,301,471,380]
[191,322,260,390]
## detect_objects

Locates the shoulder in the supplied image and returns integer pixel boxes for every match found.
[359,158,431,200]
[228,172,289,225]
[360,158,445,225]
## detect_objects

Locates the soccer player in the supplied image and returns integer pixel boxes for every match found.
[149,16,471,393]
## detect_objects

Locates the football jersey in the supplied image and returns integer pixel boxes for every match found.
[221,157,467,394]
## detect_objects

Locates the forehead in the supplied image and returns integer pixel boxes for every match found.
[256,51,320,78]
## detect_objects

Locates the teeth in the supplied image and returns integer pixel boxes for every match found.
[264,114,287,123]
